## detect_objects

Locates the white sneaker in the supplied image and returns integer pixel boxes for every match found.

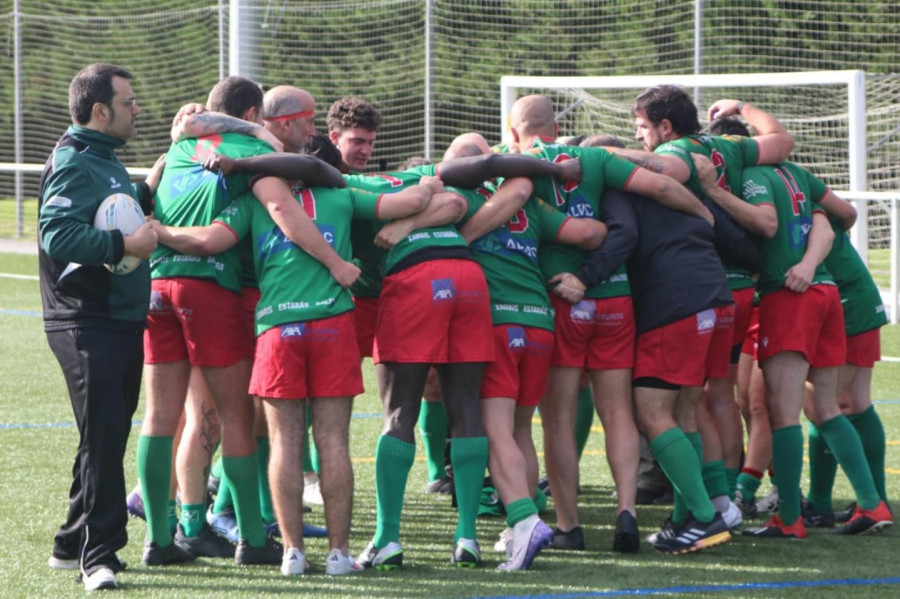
[721,500,744,529]
[325,548,363,575]
[493,527,513,552]
[755,486,780,514]
[49,556,79,570]
[303,475,324,506]
[497,515,553,571]
[281,547,307,576]
[82,567,118,591]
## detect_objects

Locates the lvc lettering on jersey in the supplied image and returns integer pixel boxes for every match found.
[167,164,215,198]
[280,323,307,338]
[317,223,336,246]
[696,309,716,333]
[789,216,812,249]
[431,278,456,301]
[570,300,596,322]
[506,326,527,349]
[566,195,595,219]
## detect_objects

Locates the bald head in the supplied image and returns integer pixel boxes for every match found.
[443,132,491,161]
[262,86,317,152]
[509,95,557,151]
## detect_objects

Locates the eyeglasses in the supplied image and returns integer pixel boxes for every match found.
[108,98,137,109]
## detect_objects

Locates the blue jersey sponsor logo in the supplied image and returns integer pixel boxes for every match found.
[566,194,595,219]
[570,300,596,322]
[165,163,217,199]
[318,224,336,247]
[507,326,526,349]
[257,227,299,262]
[280,322,307,338]
[431,278,456,301]
[789,215,812,249]
[475,230,538,262]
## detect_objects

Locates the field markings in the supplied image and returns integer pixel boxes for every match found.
[0,272,38,281]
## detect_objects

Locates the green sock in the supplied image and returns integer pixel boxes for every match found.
[806,420,837,513]
[373,435,416,547]
[534,487,548,513]
[736,469,762,503]
[848,406,887,503]
[673,431,705,524]
[256,437,276,524]
[222,454,266,547]
[180,503,205,537]
[650,428,715,524]
[505,497,538,528]
[702,460,731,500]
[818,414,881,510]
[167,500,178,536]
[451,436,489,542]
[575,385,594,462]
[418,400,448,482]
[213,471,233,513]
[725,467,739,500]
[771,425,804,525]
[136,435,174,546]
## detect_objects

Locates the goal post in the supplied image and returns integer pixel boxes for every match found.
[499,70,900,324]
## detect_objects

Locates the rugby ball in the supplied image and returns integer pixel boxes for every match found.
[93,192,145,275]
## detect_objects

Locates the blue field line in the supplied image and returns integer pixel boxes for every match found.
[0,308,42,317]
[0,412,384,431]
[471,577,900,599]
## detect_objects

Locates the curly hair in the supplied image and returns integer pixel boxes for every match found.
[326,97,382,133]
[632,85,701,136]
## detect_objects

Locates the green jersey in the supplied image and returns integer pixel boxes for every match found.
[742,163,834,296]
[824,218,888,335]
[151,133,275,293]
[525,138,635,299]
[215,184,381,335]
[465,193,570,330]
[656,134,761,291]
[346,167,469,275]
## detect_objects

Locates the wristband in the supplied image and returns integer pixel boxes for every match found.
[736,101,746,113]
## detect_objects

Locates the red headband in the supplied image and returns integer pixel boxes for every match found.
[264,110,315,122]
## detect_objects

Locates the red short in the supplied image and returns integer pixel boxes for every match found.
[480,325,554,407]
[373,259,494,364]
[634,307,725,387]
[730,287,756,359]
[353,296,380,358]
[741,306,760,359]
[758,285,846,368]
[549,294,635,370]
[845,327,881,368]
[144,278,253,367]
[706,304,736,379]
[249,312,363,399]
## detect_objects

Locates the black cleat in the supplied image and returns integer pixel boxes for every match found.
[235,536,284,565]
[549,525,584,550]
[174,523,235,558]
[142,540,197,566]
[652,512,731,554]
[612,510,640,553]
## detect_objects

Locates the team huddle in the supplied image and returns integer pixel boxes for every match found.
[38,64,892,591]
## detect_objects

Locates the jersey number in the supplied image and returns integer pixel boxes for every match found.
[299,188,317,220]
[506,209,529,233]
[375,174,403,187]
[709,149,729,191]
[190,135,223,163]
[552,153,578,206]
[774,168,806,216]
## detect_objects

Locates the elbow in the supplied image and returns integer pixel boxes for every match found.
[759,218,778,239]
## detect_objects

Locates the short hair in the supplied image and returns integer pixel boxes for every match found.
[68,63,133,125]
[580,134,626,149]
[327,97,382,133]
[704,117,751,137]
[398,156,433,171]
[632,85,701,136]
[301,134,343,169]
[207,76,264,119]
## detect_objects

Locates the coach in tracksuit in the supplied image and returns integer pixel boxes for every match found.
[38,63,158,591]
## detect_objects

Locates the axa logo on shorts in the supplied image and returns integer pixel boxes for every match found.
[696,308,716,333]
[148,291,169,313]
[507,326,527,349]
[570,300,596,322]
[280,322,307,338]
[431,278,456,301]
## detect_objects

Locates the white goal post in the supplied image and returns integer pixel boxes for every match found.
[499,70,898,324]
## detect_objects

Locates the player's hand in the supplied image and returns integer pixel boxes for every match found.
[419,175,445,194]
[330,260,361,289]
[199,152,237,176]
[692,154,718,190]
[784,261,814,293]
[170,103,206,141]
[549,272,586,304]
[556,157,582,183]
[124,221,158,259]
[144,153,167,194]
[708,99,742,121]
[374,221,413,249]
